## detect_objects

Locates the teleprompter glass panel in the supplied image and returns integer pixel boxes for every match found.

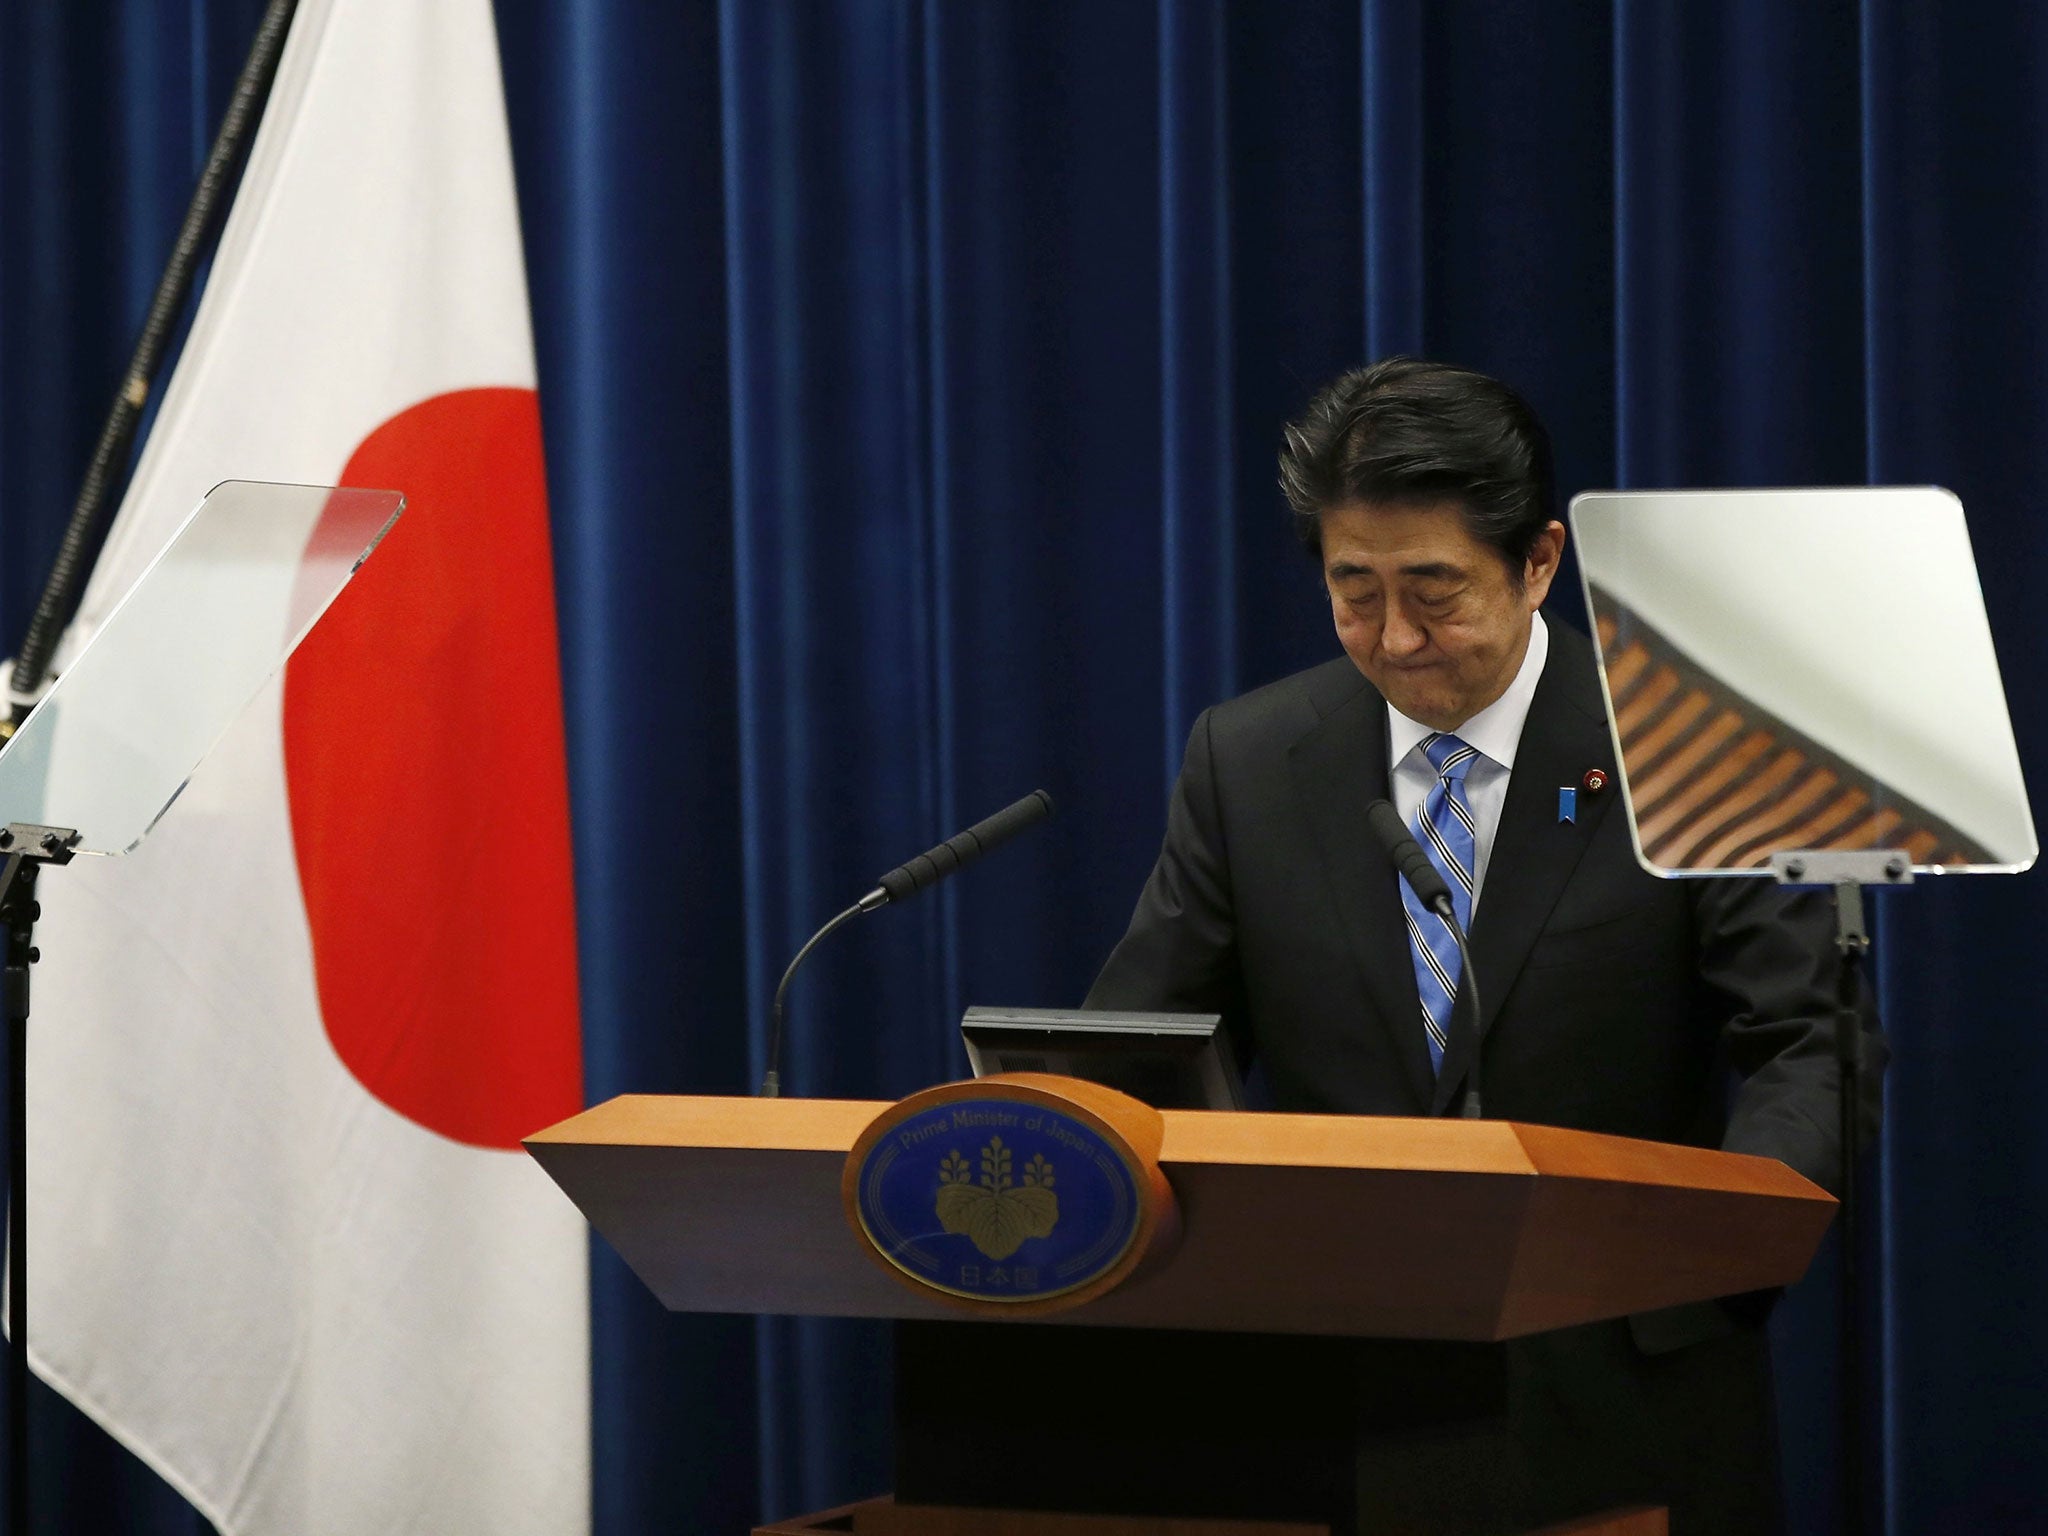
[0,481,403,855]
[1570,487,2035,877]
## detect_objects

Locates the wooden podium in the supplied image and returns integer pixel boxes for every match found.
[527,1091,1834,1536]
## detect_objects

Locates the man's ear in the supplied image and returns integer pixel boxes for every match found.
[1524,520,1567,606]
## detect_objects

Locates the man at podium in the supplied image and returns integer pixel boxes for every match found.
[1086,357,1885,1534]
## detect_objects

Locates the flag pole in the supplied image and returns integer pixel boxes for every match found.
[3,6,298,1528]
[4,0,301,735]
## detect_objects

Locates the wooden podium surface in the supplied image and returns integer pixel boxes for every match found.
[527,1094,1834,1340]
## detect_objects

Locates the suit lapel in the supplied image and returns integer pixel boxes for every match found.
[1288,671,1437,1112]
[1429,624,1620,1116]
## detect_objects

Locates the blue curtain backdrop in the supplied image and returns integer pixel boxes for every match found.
[1,1,2044,1531]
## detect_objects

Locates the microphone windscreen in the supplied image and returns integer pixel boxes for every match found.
[876,790,1055,902]
[1365,797,1453,912]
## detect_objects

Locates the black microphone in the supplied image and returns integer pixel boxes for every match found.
[757,791,1057,1097]
[1365,797,1486,1119]
[1366,799,1453,915]
[873,789,1054,904]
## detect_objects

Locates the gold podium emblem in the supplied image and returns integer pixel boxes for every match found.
[936,1135,1059,1260]
[843,1074,1173,1313]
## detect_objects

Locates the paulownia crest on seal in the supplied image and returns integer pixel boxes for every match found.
[936,1135,1059,1260]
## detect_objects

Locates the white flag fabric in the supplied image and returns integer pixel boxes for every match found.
[26,0,590,1531]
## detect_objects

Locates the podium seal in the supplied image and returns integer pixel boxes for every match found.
[843,1074,1176,1315]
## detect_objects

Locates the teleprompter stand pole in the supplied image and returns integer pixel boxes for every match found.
[1831,878,1871,1536]
[1771,848,1900,1536]
[0,824,78,1536]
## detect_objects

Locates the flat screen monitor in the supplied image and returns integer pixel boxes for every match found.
[960,1006,1244,1111]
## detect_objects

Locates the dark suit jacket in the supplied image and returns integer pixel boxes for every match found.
[1085,620,1885,1533]
[1088,619,1880,1185]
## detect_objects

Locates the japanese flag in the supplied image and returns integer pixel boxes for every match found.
[24,0,589,1530]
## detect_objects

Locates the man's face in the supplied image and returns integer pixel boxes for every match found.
[1319,500,1566,732]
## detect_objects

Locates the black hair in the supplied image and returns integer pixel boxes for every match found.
[1277,357,1557,578]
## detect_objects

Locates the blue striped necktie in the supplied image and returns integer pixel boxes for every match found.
[1401,732,1480,1072]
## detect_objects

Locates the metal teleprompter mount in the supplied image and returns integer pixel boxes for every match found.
[1,823,80,1011]
[0,822,80,865]
[1767,848,1916,887]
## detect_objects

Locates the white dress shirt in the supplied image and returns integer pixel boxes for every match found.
[1386,612,1549,915]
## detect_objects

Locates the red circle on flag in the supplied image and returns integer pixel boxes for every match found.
[283,388,583,1150]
